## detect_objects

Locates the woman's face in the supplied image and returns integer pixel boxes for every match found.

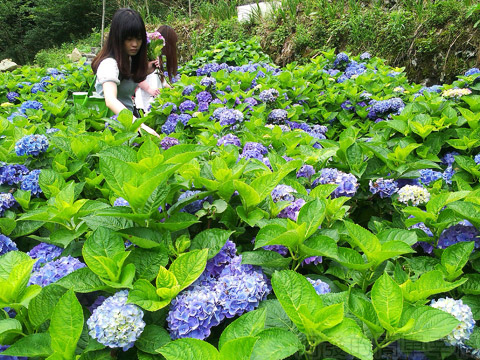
[124,36,142,56]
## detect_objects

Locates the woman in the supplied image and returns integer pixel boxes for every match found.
[91,8,159,135]
[135,25,178,113]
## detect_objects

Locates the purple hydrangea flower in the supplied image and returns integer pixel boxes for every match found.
[212,107,227,120]
[437,223,479,249]
[419,169,442,186]
[239,142,268,161]
[313,168,358,198]
[204,240,237,279]
[278,198,306,221]
[178,190,211,214]
[20,169,42,196]
[341,100,354,111]
[359,52,371,60]
[179,100,196,112]
[217,134,241,147]
[267,109,288,124]
[15,135,49,156]
[178,114,191,126]
[161,114,179,135]
[441,152,459,166]
[0,234,18,256]
[31,83,46,94]
[333,52,349,69]
[271,184,296,203]
[87,290,145,350]
[113,197,129,207]
[443,166,455,185]
[28,256,86,287]
[6,92,20,102]
[0,164,29,185]
[20,100,42,113]
[307,277,331,295]
[196,91,213,104]
[200,76,216,88]
[259,89,279,103]
[182,85,195,96]
[161,136,179,150]
[412,241,434,254]
[161,102,178,113]
[198,101,209,112]
[0,193,16,216]
[302,256,323,266]
[243,97,258,111]
[27,243,63,270]
[262,244,289,256]
[219,109,243,126]
[369,178,399,198]
[297,165,315,179]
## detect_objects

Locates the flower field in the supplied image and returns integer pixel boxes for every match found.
[1,39,480,359]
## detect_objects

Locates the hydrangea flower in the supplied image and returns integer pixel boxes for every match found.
[271,185,296,203]
[243,97,258,111]
[0,234,18,256]
[20,100,42,113]
[313,168,359,198]
[217,134,241,147]
[397,185,430,206]
[430,298,475,346]
[198,102,209,112]
[0,193,17,216]
[0,345,28,360]
[219,109,243,126]
[178,190,211,214]
[27,242,63,270]
[161,102,178,113]
[178,114,191,126]
[161,114,179,135]
[200,76,216,88]
[28,256,85,287]
[307,277,331,295]
[297,165,315,179]
[278,198,306,221]
[442,151,459,166]
[182,85,194,96]
[6,92,20,102]
[46,128,60,134]
[179,100,196,112]
[341,100,354,111]
[262,244,289,256]
[203,240,237,279]
[87,290,145,350]
[15,135,49,156]
[369,178,399,198]
[196,91,213,104]
[475,154,480,165]
[160,136,179,150]
[302,256,322,266]
[419,169,442,186]
[0,164,29,185]
[267,109,288,124]
[31,83,46,94]
[442,88,472,98]
[465,68,480,76]
[113,197,129,207]
[367,98,404,119]
[359,52,371,60]
[20,169,42,196]
[437,223,479,249]
[7,112,27,122]
[333,52,349,69]
[239,142,268,161]
[259,88,279,103]
[443,166,455,185]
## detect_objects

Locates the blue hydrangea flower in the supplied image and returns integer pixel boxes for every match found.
[437,223,479,249]
[344,60,366,78]
[179,100,196,112]
[16,82,31,89]
[279,198,306,221]
[200,76,216,88]
[443,166,455,185]
[306,277,331,295]
[28,256,85,287]
[368,98,404,119]
[419,169,442,186]
[262,244,289,256]
[465,68,480,77]
[161,102,178,113]
[271,185,296,203]
[297,165,315,179]
[212,107,227,120]
[217,134,241,147]
[6,92,20,102]
[27,242,63,270]
[20,169,42,196]
[20,100,42,113]
[31,83,46,94]
[302,256,323,266]
[114,197,129,206]
[161,114,179,135]
[259,89,279,103]
[442,152,459,166]
[219,109,243,126]
[7,112,27,122]
[267,109,288,124]
[369,178,399,198]
[313,168,359,198]
[0,345,28,360]
[0,234,18,256]
[0,193,17,216]
[0,164,29,185]
[204,240,237,279]
[178,190,211,214]
[243,142,267,155]
[308,125,328,140]
[15,135,49,156]
[414,85,443,98]
[430,298,475,346]
[341,100,355,111]
[239,142,268,161]
[359,52,371,60]
[333,52,349,69]
[161,136,179,150]
[196,91,213,104]
[87,290,145,350]
[287,120,311,132]
[182,85,194,96]
[243,97,258,111]
[198,101,209,112]
[178,113,191,126]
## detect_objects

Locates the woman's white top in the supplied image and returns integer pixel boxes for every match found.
[135,71,168,113]
[95,57,138,112]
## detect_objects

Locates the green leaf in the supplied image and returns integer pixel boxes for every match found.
[190,229,233,259]
[0,318,23,344]
[371,273,403,331]
[125,246,169,281]
[138,138,161,160]
[158,338,219,360]
[402,306,459,342]
[250,328,302,360]
[462,295,480,320]
[219,337,258,360]
[377,228,418,246]
[300,235,338,260]
[348,293,383,335]
[320,318,373,360]
[49,289,83,359]
[254,224,300,249]
[233,180,261,209]
[219,308,266,349]
[1,333,52,357]
[169,249,208,291]
[297,199,326,238]
[128,279,168,311]
[135,325,171,354]
[459,274,480,295]
[271,270,322,332]
[28,285,68,329]
[0,251,32,279]
[344,221,381,258]
[441,241,474,280]
[240,250,291,268]
[118,227,168,249]
[155,212,200,231]
[55,267,110,293]
[236,206,265,227]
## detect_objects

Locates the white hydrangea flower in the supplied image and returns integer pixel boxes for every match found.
[442,88,472,98]
[397,185,430,206]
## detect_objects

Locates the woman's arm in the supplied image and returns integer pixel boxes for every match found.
[102,81,128,115]
[138,80,160,97]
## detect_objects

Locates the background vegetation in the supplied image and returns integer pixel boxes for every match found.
[2,0,480,84]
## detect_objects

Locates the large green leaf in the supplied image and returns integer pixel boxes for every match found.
[29,284,68,329]
[1,333,52,357]
[344,222,381,258]
[219,337,258,360]
[128,279,168,311]
[402,306,459,342]
[190,229,233,259]
[297,199,326,238]
[218,308,266,349]
[250,328,302,360]
[135,325,171,354]
[169,249,208,291]
[158,338,219,360]
[441,241,474,280]
[371,273,403,331]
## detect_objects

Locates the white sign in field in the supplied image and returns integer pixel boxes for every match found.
[237,1,281,22]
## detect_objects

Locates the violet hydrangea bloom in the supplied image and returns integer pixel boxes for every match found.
[297,165,315,179]
[279,198,306,221]
[302,256,323,267]
[262,244,289,256]
[0,234,18,256]
[31,83,46,94]
[360,52,371,60]
[198,101,209,112]
[203,240,237,279]
[182,85,194,96]
[219,109,243,126]
[333,52,349,69]
[28,256,85,287]
[196,91,213,104]
[430,298,475,346]
[178,190,211,214]
[27,242,63,270]
[217,134,241,147]
[442,151,460,166]
[160,136,179,150]
[0,193,17,216]
[6,92,20,103]
[307,277,331,295]
[15,135,49,156]
[113,197,129,207]
[271,184,296,203]
[161,114,179,135]
[179,100,196,112]
[369,178,399,198]
[239,142,268,161]
[313,168,359,198]
[259,88,279,103]
[87,290,145,351]
[437,222,479,249]
[200,76,216,88]
[20,169,42,196]
[443,166,455,185]
[267,109,288,124]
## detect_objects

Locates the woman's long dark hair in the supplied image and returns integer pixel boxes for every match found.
[158,25,178,82]
[92,8,148,83]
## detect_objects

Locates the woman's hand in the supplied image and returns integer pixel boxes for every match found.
[147,87,160,97]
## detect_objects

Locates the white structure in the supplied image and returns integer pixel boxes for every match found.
[237,1,281,22]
